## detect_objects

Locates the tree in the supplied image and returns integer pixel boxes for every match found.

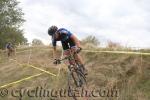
[0,0,25,29]
[0,0,27,49]
[32,39,43,46]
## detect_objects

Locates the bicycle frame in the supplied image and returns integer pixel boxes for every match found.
[60,50,86,86]
[58,50,87,100]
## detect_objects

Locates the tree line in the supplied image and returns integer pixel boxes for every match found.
[0,0,27,49]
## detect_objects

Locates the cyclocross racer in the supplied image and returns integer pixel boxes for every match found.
[5,42,14,57]
[48,25,87,75]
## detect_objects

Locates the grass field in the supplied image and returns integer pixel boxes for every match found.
[0,46,150,100]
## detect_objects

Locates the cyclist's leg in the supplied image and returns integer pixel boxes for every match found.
[7,49,11,57]
[71,46,84,64]
[61,40,76,65]
[73,50,87,74]
[68,38,84,64]
[68,39,87,74]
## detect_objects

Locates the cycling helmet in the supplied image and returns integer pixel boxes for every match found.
[48,25,58,36]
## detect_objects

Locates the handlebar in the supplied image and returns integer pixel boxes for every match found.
[54,47,82,65]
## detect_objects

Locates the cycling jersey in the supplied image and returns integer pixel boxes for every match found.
[52,28,76,50]
[6,43,13,49]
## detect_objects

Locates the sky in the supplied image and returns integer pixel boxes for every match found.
[18,0,150,48]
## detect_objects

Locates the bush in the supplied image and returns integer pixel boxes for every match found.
[81,35,100,49]
[107,40,121,50]
[32,39,43,46]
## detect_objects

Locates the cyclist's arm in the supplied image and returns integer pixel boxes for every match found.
[52,39,58,59]
[70,34,81,48]
[53,46,57,59]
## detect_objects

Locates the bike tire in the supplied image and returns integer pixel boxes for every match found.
[76,69,87,87]
[67,70,78,100]
[71,67,87,87]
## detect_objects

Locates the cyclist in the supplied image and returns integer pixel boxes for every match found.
[48,25,87,75]
[5,42,14,57]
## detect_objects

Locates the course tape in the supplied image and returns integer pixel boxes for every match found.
[27,64,57,76]
[0,73,43,88]
[15,48,150,56]
[2,46,148,56]
[83,50,150,56]
[10,59,57,77]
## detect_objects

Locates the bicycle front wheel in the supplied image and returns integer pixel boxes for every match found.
[68,65,86,87]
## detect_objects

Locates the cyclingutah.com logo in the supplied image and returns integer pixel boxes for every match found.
[0,87,119,99]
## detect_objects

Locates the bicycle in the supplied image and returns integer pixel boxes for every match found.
[55,48,87,99]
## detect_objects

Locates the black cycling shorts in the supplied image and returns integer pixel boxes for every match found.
[61,38,76,50]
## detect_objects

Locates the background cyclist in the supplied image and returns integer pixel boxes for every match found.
[5,42,15,57]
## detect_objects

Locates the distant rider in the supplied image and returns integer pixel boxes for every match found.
[5,42,14,57]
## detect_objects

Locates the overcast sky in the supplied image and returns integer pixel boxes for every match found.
[19,0,150,48]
